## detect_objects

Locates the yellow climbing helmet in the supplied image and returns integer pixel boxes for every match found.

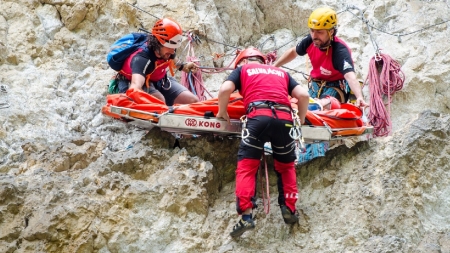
[308,7,338,30]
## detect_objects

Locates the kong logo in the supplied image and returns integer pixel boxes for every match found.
[185,118,197,127]
[184,118,221,129]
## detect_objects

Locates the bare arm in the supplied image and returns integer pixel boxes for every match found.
[129,74,145,91]
[174,57,199,73]
[216,80,236,123]
[273,47,298,67]
[129,73,165,102]
[344,71,368,107]
[291,85,309,124]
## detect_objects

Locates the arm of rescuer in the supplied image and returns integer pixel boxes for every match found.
[129,55,199,92]
[175,59,199,73]
[128,73,166,102]
[129,74,147,92]
[291,85,309,125]
[344,71,368,108]
[129,62,199,90]
[273,47,298,68]
[216,80,236,124]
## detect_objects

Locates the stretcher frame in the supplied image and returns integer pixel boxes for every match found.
[108,105,373,143]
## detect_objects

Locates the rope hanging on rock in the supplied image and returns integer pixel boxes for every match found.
[347,5,405,137]
[366,53,404,137]
[180,32,210,101]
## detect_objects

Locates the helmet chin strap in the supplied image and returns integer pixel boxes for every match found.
[319,42,331,50]
[319,30,334,53]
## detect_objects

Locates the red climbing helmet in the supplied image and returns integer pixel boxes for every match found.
[152,18,183,49]
[234,47,267,68]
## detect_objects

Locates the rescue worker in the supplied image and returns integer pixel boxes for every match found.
[117,17,199,105]
[216,47,309,238]
[273,7,368,109]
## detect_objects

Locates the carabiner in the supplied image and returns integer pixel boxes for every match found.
[240,115,249,139]
[241,128,250,139]
[289,127,301,140]
[161,77,172,90]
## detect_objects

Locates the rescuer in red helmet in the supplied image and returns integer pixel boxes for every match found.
[217,47,309,238]
[117,18,199,105]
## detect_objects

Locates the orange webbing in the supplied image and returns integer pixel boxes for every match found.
[170,93,245,119]
[332,127,367,136]
[144,59,175,89]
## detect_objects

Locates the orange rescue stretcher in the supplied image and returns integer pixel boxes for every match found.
[101,88,373,143]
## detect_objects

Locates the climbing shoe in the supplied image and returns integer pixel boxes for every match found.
[280,205,299,224]
[230,218,255,238]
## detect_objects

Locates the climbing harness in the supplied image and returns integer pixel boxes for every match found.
[309,79,348,103]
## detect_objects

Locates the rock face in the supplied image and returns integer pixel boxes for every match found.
[0,0,450,252]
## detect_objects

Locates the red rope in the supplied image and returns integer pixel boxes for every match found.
[366,53,405,137]
[199,51,240,74]
[259,154,270,214]
[190,71,214,99]
[265,50,277,65]
[180,41,210,101]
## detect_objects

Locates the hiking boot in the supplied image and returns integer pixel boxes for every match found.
[280,205,299,224]
[230,218,255,238]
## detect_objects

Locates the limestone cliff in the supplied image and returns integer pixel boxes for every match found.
[0,0,450,252]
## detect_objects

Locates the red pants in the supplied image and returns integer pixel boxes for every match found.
[236,159,298,213]
[235,115,298,214]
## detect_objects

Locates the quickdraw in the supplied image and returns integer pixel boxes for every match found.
[240,115,249,139]
[309,78,347,103]
[290,109,305,152]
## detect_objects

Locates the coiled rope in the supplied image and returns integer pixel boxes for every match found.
[180,32,219,100]
[366,54,405,137]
